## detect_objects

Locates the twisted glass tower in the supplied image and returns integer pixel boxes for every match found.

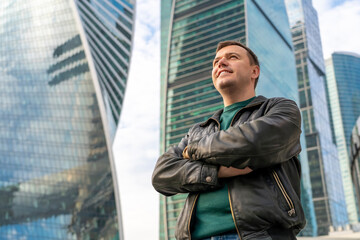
[0,0,135,239]
[160,0,314,239]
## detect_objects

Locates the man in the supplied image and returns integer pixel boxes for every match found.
[152,41,306,240]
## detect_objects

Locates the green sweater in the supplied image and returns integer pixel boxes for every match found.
[191,97,255,240]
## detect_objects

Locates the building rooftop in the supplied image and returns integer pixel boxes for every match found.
[333,51,360,58]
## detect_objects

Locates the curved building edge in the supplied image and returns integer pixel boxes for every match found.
[69,1,136,239]
[122,1,137,116]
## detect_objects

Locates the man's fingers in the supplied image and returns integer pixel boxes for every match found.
[182,146,189,159]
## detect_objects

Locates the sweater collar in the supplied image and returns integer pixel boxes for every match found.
[200,95,267,127]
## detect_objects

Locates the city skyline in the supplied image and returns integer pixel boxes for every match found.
[1,0,359,239]
[114,1,360,239]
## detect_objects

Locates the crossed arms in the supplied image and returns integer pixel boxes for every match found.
[182,146,253,178]
[152,98,301,196]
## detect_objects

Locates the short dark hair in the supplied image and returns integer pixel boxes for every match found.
[216,41,260,88]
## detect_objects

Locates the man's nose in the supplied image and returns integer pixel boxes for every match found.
[218,57,228,67]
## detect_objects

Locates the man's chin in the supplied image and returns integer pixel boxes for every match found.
[216,81,235,92]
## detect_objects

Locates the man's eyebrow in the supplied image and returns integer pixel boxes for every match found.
[226,52,241,57]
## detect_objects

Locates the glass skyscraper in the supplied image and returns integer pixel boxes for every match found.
[160,0,314,239]
[285,0,348,235]
[0,0,135,239]
[351,117,360,222]
[326,52,360,225]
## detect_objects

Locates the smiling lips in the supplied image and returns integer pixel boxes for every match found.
[217,69,232,77]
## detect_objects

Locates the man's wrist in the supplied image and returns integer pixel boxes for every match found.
[218,166,253,178]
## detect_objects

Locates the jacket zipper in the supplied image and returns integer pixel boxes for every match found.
[272,170,296,216]
[187,194,199,240]
[212,118,242,239]
[228,187,242,240]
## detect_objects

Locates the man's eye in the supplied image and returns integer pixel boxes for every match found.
[230,55,237,59]
[213,61,218,66]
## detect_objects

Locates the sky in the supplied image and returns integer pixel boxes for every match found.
[112,0,360,239]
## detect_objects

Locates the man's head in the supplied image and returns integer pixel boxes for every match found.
[212,41,260,98]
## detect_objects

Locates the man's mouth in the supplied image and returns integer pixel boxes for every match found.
[217,70,232,77]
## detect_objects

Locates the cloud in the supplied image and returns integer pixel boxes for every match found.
[313,0,360,58]
[312,0,333,12]
[112,0,160,239]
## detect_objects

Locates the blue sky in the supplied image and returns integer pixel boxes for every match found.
[112,0,360,239]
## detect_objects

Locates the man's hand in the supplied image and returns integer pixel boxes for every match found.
[218,166,253,178]
[182,146,190,159]
[184,146,252,178]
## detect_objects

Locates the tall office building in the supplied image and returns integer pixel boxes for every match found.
[160,0,315,239]
[285,0,348,235]
[0,0,135,239]
[351,117,360,219]
[326,52,360,225]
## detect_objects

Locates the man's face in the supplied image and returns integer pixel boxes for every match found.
[212,45,258,93]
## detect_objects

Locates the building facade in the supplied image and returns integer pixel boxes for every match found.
[285,0,348,235]
[326,52,360,225]
[351,117,360,219]
[160,0,314,239]
[0,0,135,239]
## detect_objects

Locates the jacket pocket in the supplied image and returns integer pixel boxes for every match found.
[271,170,296,217]
[269,164,306,233]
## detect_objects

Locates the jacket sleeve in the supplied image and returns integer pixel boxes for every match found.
[152,130,222,196]
[186,98,302,170]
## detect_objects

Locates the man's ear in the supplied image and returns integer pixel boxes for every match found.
[251,65,260,80]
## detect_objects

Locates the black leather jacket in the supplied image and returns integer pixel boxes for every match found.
[152,96,306,240]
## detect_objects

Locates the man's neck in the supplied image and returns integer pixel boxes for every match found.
[222,91,255,107]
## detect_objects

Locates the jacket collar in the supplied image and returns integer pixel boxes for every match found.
[200,95,267,127]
